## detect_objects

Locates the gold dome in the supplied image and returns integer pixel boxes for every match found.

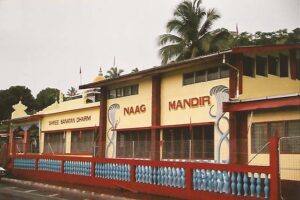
[93,67,105,82]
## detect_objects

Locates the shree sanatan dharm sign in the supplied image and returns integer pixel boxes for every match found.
[48,115,92,126]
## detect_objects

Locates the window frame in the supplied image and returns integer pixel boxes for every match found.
[116,130,151,159]
[108,84,139,99]
[43,131,66,154]
[162,125,214,160]
[182,66,229,86]
[70,129,95,155]
[251,119,300,154]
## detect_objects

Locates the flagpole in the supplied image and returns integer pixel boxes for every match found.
[80,66,82,86]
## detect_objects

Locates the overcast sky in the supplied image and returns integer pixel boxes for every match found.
[0,0,299,96]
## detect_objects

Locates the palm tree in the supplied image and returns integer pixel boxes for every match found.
[105,67,124,79]
[66,87,79,97]
[158,0,232,64]
[131,68,139,73]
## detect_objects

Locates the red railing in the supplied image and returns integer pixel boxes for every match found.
[10,136,280,200]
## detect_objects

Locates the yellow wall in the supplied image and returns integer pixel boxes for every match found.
[241,75,300,100]
[40,107,99,153]
[160,69,230,162]
[161,69,229,125]
[41,107,99,132]
[106,78,152,158]
[106,78,152,129]
[248,108,300,180]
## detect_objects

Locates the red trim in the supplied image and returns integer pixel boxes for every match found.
[223,95,300,112]
[43,126,99,133]
[159,122,214,129]
[40,106,100,117]
[232,44,300,54]
[6,115,43,123]
[114,126,152,132]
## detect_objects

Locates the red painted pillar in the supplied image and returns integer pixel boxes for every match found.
[91,160,95,177]
[290,49,297,80]
[229,112,238,164]
[186,167,192,191]
[130,164,136,183]
[229,53,243,98]
[229,112,248,164]
[61,159,65,174]
[24,129,30,154]
[151,76,161,161]
[269,135,280,200]
[99,86,107,158]
[9,126,14,156]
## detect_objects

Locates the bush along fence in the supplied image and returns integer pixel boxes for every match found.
[10,136,280,200]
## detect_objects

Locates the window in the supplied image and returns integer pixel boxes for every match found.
[183,72,194,85]
[124,86,131,96]
[195,71,206,83]
[193,126,214,159]
[131,85,139,95]
[207,68,219,81]
[162,125,214,160]
[251,120,300,154]
[279,54,288,77]
[268,56,279,76]
[108,89,116,99]
[256,56,268,77]
[183,66,229,86]
[29,128,39,153]
[71,130,94,154]
[44,132,65,154]
[243,56,255,77]
[220,66,230,78]
[116,130,150,158]
[116,88,123,97]
[108,84,139,99]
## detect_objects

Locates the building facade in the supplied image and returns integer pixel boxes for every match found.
[7,44,300,181]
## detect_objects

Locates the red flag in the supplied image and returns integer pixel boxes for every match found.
[79,66,82,74]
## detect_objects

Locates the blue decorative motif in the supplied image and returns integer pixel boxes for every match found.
[14,158,35,170]
[134,165,185,189]
[243,172,248,196]
[64,161,91,176]
[38,159,61,173]
[264,174,269,199]
[95,163,130,181]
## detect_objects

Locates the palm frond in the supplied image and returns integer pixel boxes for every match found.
[158,33,183,46]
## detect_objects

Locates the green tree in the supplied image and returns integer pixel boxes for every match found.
[66,87,79,97]
[158,0,231,64]
[105,67,124,79]
[36,88,60,111]
[0,86,37,120]
[286,28,300,43]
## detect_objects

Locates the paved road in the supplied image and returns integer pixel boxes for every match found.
[0,180,126,200]
[0,178,174,200]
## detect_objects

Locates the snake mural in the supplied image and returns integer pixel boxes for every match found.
[209,85,229,163]
[106,103,120,158]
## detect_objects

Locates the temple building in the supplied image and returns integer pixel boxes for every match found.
[5,44,300,182]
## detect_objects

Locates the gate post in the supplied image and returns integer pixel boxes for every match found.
[269,135,280,200]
